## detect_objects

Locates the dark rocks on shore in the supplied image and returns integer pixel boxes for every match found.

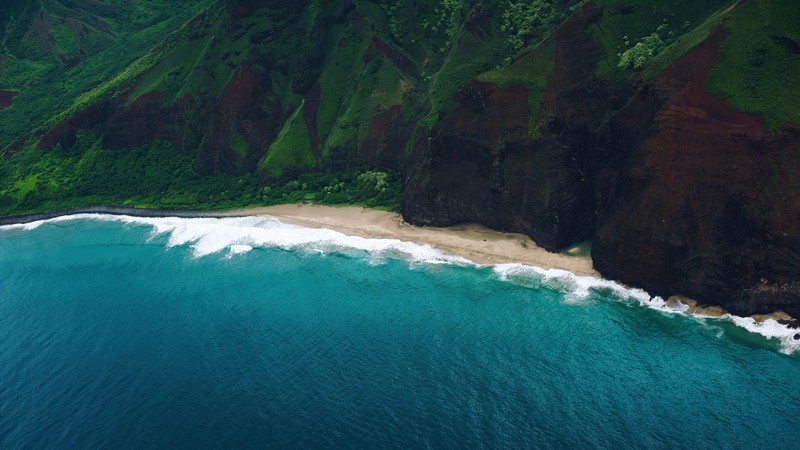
[11,1,800,318]
[402,15,800,317]
[0,206,226,226]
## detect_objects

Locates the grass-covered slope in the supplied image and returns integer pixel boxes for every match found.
[707,0,800,131]
[0,0,582,216]
[3,0,800,315]
[1,0,799,219]
[0,0,214,147]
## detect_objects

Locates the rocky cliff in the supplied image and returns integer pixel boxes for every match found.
[2,0,800,316]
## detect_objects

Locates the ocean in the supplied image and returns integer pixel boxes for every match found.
[1,214,799,449]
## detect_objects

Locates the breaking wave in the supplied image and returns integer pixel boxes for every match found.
[3,213,798,354]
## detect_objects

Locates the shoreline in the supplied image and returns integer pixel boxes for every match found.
[2,203,796,326]
[219,204,599,277]
[0,205,230,226]
[0,203,596,276]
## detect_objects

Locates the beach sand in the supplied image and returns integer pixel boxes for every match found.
[220,204,798,324]
[2,202,794,323]
[220,204,599,277]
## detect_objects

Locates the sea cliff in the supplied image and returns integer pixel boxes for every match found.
[2,0,799,315]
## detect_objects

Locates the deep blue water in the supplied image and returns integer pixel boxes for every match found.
[1,215,799,449]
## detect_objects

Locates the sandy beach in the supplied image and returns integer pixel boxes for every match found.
[2,202,793,323]
[219,204,800,324]
[219,204,598,277]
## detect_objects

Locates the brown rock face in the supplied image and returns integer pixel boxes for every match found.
[38,100,113,151]
[20,1,800,316]
[593,30,800,316]
[195,62,283,175]
[403,8,615,251]
[403,81,530,228]
[360,105,412,170]
[102,91,167,150]
[0,90,19,108]
[404,11,800,315]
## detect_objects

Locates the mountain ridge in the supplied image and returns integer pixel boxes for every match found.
[2,0,800,316]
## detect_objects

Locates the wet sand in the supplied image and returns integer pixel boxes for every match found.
[220,204,599,277]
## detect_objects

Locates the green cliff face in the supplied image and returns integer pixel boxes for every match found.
[0,0,585,213]
[1,0,799,316]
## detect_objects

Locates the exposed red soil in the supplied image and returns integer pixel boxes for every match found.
[195,62,284,175]
[348,12,365,25]
[541,3,607,116]
[186,11,208,27]
[594,27,800,315]
[2,133,31,160]
[448,82,530,144]
[364,37,418,79]
[656,29,767,136]
[360,105,410,168]
[0,90,19,108]
[38,100,112,150]
[303,82,322,159]
[195,62,257,173]
[25,10,55,53]
[219,62,255,110]
[101,91,166,150]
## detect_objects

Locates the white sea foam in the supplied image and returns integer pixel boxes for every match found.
[0,218,50,232]
[228,244,253,255]
[725,315,800,355]
[3,213,798,354]
[491,263,800,354]
[15,213,472,265]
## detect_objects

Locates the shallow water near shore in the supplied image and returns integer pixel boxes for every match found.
[1,215,799,448]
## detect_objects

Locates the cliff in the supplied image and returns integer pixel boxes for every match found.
[2,0,799,316]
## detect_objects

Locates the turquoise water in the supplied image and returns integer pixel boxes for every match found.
[1,215,799,449]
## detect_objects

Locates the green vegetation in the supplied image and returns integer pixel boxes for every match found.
[707,0,800,131]
[588,0,731,78]
[0,135,402,216]
[0,137,251,214]
[315,10,412,160]
[500,0,556,61]
[421,0,471,47]
[2,0,798,219]
[317,25,365,146]
[643,3,735,79]
[381,0,472,50]
[259,103,315,180]
[254,169,402,211]
[476,37,557,134]
[618,32,665,70]
[0,0,214,148]
[424,25,492,124]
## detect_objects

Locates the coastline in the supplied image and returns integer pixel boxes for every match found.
[0,204,596,276]
[0,205,230,226]
[218,204,599,277]
[2,203,796,327]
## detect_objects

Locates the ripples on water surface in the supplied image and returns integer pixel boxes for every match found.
[0,215,799,449]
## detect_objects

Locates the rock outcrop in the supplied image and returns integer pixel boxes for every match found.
[593,29,800,317]
[5,0,800,316]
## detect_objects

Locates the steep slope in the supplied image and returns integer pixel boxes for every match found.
[0,0,580,210]
[403,0,732,250]
[0,0,213,146]
[2,0,800,316]
[593,0,800,316]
